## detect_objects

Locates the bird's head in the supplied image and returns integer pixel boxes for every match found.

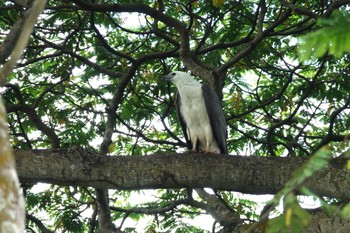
[163,71,197,86]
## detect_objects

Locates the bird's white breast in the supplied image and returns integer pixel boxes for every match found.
[178,85,220,153]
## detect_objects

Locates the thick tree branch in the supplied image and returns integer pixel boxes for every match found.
[0,0,47,84]
[0,8,26,64]
[95,188,117,233]
[14,148,350,200]
[0,98,25,232]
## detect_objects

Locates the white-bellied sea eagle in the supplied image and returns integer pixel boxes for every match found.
[163,71,227,154]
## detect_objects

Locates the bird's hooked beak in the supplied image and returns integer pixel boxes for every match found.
[162,74,173,81]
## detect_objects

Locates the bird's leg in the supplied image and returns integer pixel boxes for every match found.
[191,142,197,152]
[202,138,211,154]
[191,136,198,152]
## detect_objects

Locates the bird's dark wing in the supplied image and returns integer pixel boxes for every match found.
[201,84,228,154]
[176,92,192,150]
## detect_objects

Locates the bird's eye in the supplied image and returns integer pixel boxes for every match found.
[171,72,176,76]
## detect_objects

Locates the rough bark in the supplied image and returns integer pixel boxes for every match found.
[0,98,25,233]
[14,148,350,199]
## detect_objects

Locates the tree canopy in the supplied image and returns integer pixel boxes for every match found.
[1,0,350,232]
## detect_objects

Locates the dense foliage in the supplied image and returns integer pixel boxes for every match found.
[1,0,350,232]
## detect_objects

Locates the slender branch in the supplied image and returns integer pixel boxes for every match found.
[33,35,125,78]
[26,214,54,233]
[7,104,60,148]
[218,3,293,75]
[280,0,318,18]
[195,188,240,228]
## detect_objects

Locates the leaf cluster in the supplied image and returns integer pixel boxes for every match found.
[298,11,350,61]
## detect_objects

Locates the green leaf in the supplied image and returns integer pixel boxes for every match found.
[342,203,350,219]
[298,11,350,61]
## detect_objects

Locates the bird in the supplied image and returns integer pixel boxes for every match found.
[163,71,227,154]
